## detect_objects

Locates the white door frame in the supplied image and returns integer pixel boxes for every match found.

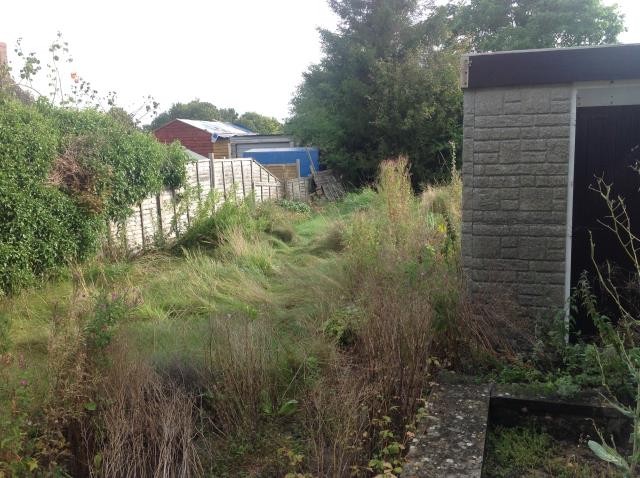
[564,80,640,325]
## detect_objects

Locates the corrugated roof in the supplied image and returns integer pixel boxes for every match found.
[177,119,256,138]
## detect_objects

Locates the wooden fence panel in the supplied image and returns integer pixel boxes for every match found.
[158,189,175,239]
[284,177,311,201]
[108,157,284,252]
[140,195,159,247]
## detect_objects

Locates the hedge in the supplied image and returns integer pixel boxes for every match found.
[0,96,188,294]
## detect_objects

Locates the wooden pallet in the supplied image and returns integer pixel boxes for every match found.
[308,161,345,201]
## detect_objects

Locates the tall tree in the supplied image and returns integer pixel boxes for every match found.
[286,0,625,186]
[236,112,283,134]
[453,0,624,52]
[149,100,238,130]
[287,0,462,186]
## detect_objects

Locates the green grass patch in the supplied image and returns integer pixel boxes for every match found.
[484,426,621,478]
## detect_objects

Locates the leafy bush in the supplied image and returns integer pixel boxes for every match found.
[161,140,189,190]
[276,199,311,215]
[0,96,187,294]
[87,291,140,351]
[0,98,102,293]
[45,104,179,221]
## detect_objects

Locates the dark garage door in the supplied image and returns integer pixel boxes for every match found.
[572,105,640,333]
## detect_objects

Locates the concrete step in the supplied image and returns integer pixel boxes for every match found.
[401,383,491,478]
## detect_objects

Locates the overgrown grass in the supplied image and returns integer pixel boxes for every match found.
[1,158,481,477]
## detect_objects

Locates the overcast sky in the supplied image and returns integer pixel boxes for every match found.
[1,0,638,123]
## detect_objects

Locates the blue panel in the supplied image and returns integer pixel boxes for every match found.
[242,147,319,177]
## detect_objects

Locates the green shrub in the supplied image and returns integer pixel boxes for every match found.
[161,141,189,190]
[87,291,138,351]
[0,98,100,293]
[44,103,173,221]
[276,199,311,215]
[0,96,187,294]
[0,180,101,293]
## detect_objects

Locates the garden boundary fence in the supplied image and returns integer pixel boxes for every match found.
[107,157,285,251]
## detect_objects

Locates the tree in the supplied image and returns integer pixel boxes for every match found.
[236,112,283,134]
[453,0,624,52]
[149,100,239,130]
[286,0,625,187]
[286,0,462,186]
[149,100,282,134]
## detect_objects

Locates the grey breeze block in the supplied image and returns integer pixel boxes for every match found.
[461,84,572,317]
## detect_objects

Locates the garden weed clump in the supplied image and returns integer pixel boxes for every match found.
[485,426,554,477]
[175,191,311,252]
[332,158,458,465]
[94,341,202,478]
[484,425,619,478]
[276,198,312,215]
[175,190,263,250]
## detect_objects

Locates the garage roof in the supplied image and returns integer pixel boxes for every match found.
[462,43,640,89]
[177,119,256,138]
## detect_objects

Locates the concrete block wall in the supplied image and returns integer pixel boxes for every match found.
[461,84,572,317]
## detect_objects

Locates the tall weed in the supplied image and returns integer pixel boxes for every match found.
[201,313,283,436]
[343,158,441,408]
[93,341,202,478]
[302,366,374,477]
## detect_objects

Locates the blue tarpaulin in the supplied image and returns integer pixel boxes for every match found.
[242,147,319,177]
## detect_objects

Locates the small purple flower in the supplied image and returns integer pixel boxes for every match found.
[20,379,28,387]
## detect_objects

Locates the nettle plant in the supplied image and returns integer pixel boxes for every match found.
[581,164,640,477]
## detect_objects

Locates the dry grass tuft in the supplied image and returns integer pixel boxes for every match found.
[201,314,280,437]
[219,226,275,274]
[357,280,435,416]
[95,341,202,478]
[303,366,374,477]
[48,136,104,213]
